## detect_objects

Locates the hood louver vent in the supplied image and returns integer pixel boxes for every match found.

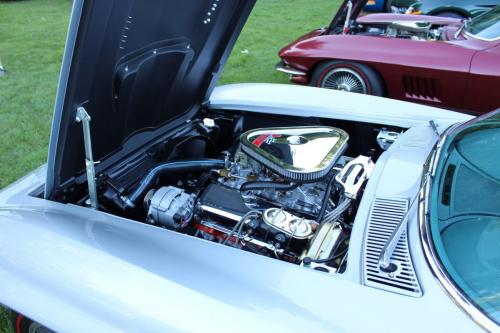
[363,197,422,297]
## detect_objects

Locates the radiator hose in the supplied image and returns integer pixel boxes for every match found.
[123,159,225,209]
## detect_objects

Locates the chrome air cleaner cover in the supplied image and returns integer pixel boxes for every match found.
[241,127,349,182]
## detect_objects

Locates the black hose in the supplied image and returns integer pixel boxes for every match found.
[123,159,225,208]
[316,173,338,224]
[240,181,299,192]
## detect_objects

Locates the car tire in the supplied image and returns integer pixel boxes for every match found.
[435,11,466,19]
[11,312,54,333]
[310,60,384,96]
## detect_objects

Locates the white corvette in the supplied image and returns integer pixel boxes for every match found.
[0,0,498,332]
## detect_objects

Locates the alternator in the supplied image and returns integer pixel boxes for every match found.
[145,186,195,230]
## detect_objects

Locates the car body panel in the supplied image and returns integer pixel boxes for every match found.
[209,84,473,128]
[1,0,494,330]
[280,33,477,110]
[0,85,481,333]
[464,43,500,111]
[0,179,480,333]
[278,10,500,114]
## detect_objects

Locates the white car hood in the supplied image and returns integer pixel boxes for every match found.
[209,83,473,128]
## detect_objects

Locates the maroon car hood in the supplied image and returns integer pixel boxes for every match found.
[357,13,462,26]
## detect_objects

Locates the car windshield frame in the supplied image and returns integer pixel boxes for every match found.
[419,109,500,333]
[464,6,500,41]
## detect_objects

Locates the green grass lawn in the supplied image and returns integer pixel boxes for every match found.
[0,0,340,189]
[0,0,339,330]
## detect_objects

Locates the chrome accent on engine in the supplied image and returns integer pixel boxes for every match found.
[262,208,315,239]
[240,126,349,182]
[385,21,443,41]
[199,205,242,222]
[335,155,375,199]
[377,129,400,150]
[198,217,286,255]
[390,21,432,33]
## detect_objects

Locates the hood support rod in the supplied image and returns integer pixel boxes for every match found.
[343,0,353,34]
[76,107,98,210]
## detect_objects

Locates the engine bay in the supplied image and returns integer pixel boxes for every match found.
[62,112,402,274]
[353,20,446,41]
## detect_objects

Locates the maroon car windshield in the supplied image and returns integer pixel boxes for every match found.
[465,6,500,40]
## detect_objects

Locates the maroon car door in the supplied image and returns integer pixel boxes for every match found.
[464,42,500,114]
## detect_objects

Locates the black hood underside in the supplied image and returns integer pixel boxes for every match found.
[46,0,255,199]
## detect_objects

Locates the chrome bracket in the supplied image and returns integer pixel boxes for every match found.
[75,107,98,210]
[377,129,400,151]
[335,155,375,200]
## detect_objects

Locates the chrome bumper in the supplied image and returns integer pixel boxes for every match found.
[275,61,306,76]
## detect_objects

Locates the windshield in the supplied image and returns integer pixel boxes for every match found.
[429,111,500,325]
[464,6,500,40]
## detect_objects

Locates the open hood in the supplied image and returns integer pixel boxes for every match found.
[46,0,255,199]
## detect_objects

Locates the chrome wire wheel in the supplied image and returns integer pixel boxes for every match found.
[321,68,367,94]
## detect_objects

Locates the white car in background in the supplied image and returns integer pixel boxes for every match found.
[0,0,498,332]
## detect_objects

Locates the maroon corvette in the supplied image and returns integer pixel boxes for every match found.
[277,0,500,115]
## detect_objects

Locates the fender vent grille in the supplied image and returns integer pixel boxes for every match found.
[363,197,422,297]
[403,75,441,103]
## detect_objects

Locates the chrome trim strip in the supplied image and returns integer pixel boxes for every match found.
[199,205,242,222]
[419,167,499,332]
[275,62,307,76]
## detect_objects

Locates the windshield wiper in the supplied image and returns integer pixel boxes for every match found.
[454,20,467,39]
[378,121,440,272]
[429,120,440,136]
